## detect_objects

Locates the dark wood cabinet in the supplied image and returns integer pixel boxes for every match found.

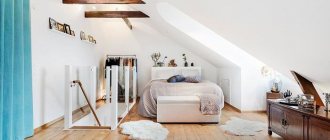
[268,99,330,140]
[309,117,330,140]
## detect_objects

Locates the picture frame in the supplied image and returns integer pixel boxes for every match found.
[49,18,57,30]
[80,31,86,40]
[57,23,65,32]
[70,30,75,36]
[64,24,71,34]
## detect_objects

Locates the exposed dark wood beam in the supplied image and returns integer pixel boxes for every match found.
[122,18,133,30]
[63,0,145,4]
[291,71,324,106]
[85,11,149,18]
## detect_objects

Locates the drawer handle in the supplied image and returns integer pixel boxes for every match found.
[281,119,289,129]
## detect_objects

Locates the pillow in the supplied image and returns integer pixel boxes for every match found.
[167,75,186,83]
[184,76,201,83]
[167,76,177,83]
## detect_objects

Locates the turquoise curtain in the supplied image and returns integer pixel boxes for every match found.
[0,0,34,139]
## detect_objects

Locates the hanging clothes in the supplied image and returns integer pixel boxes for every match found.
[105,56,137,102]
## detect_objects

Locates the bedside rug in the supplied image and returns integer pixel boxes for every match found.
[120,120,169,140]
[220,117,267,136]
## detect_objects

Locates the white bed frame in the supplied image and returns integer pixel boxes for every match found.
[151,67,201,80]
[151,67,221,123]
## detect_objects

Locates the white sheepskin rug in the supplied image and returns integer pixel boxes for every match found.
[120,120,169,140]
[220,117,267,136]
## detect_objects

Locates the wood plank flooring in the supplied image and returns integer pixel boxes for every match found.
[27,102,283,140]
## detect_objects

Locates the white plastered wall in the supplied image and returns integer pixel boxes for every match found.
[30,1,217,129]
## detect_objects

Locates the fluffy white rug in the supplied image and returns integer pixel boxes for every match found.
[220,117,267,136]
[120,120,169,140]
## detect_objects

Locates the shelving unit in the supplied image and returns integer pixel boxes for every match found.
[49,28,75,38]
[81,39,96,45]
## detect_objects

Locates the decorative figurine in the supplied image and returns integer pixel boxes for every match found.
[168,59,177,67]
[183,54,188,67]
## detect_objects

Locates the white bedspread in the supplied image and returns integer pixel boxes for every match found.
[138,80,224,118]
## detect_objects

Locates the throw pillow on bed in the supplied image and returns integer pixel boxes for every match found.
[184,76,201,83]
[167,76,177,83]
[175,75,186,82]
[167,75,186,83]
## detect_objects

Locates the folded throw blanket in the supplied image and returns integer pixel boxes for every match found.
[200,94,221,115]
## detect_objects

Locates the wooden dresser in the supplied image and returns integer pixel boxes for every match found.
[267,99,330,140]
[267,92,283,99]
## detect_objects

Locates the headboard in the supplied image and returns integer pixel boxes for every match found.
[151,67,202,80]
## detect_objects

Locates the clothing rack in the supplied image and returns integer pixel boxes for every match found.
[107,54,136,58]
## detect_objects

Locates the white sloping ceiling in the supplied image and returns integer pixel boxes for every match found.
[138,0,330,91]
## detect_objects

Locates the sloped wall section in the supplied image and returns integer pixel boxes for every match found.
[157,0,330,93]
[149,2,302,111]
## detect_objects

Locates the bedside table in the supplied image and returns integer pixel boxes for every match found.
[266,92,283,99]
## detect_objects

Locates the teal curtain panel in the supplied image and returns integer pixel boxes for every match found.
[0,0,34,139]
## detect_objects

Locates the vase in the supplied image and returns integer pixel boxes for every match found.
[184,62,188,67]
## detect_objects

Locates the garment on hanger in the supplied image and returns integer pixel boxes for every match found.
[104,56,137,101]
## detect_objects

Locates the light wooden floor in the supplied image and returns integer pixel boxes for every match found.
[27,102,283,140]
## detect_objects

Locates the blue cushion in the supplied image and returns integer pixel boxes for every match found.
[167,76,177,83]
[167,75,186,83]
[175,75,186,82]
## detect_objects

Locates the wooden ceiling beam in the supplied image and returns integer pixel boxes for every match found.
[85,11,149,18]
[122,18,133,30]
[63,0,145,4]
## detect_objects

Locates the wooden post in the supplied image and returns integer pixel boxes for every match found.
[106,66,111,104]
[64,65,73,129]
[132,66,137,105]
[110,66,119,130]
[125,66,130,114]
[90,66,97,125]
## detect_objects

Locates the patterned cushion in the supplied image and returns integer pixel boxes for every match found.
[184,76,201,83]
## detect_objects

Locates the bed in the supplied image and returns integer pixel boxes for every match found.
[138,67,224,118]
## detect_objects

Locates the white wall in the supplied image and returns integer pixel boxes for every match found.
[218,68,241,109]
[30,0,217,129]
[91,19,218,97]
[30,0,104,129]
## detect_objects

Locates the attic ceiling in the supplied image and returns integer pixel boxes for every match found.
[135,0,330,91]
[71,0,330,90]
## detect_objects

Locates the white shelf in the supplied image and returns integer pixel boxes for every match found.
[49,28,75,38]
[81,39,96,45]
[49,28,96,46]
